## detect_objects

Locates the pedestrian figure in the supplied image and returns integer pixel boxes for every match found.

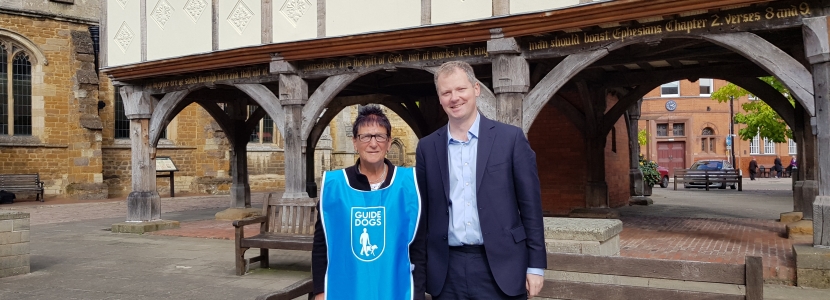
[748,157,758,180]
[774,156,783,178]
[786,156,797,177]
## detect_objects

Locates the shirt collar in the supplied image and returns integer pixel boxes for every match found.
[447,112,481,143]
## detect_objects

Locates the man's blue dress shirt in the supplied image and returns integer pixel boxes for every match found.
[446,113,542,276]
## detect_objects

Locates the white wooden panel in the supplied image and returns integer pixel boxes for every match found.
[273,0,318,43]
[326,0,420,37]
[432,0,492,24]
[219,0,262,50]
[510,0,581,14]
[107,0,141,67]
[146,0,212,61]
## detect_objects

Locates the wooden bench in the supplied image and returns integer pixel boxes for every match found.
[674,169,743,191]
[0,174,45,202]
[256,253,762,300]
[233,193,316,275]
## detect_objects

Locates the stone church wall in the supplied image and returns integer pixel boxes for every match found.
[0,11,106,200]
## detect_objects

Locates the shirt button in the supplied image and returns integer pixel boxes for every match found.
[464,162,468,166]
[466,202,470,206]
[467,222,471,226]
[465,182,469,186]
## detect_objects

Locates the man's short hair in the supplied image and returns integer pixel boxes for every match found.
[433,61,478,87]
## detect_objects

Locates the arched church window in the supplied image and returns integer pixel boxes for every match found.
[0,41,32,136]
[388,140,404,166]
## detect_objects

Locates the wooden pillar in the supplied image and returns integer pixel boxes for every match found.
[628,99,644,196]
[226,101,251,208]
[802,17,830,246]
[278,72,310,199]
[119,85,161,221]
[577,81,609,208]
[488,32,528,127]
[794,101,817,218]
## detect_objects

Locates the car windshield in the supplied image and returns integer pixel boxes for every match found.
[692,161,722,170]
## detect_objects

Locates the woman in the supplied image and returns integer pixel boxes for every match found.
[311,105,425,300]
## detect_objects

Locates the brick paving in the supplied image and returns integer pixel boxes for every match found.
[0,188,804,286]
[619,216,799,285]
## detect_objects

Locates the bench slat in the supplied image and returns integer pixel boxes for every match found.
[547,253,746,284]
[538,279,745,300]
[240,233,313,251]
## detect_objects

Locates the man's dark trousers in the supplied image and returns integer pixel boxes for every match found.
[434,246,526,300]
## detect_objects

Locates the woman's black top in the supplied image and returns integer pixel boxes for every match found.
[311,158,395,295]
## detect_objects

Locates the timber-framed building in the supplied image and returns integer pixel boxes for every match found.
[89,0,830,250]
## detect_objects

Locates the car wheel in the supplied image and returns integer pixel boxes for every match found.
[730,184,736,190]
[660,176,668,188]
[718,183,727,189]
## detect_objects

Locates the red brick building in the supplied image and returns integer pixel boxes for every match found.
[639,79,796,177]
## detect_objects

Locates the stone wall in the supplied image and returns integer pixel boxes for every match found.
[0,12,105,199]
[0,212,30,278]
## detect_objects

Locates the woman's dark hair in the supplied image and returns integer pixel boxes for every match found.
[352,105,392,137]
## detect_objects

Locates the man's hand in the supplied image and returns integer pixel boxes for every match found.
[526,273,544,299]
[314,293,325,300]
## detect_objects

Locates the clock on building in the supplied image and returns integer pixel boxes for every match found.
[665,100,677,111]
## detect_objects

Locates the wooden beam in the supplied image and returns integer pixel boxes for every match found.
[104,0,778,81]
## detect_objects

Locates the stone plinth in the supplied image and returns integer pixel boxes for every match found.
[541,217,623,295]
[0,212,30,278]
[787,220,814,243]
[111,220,180,234]
[794,244,830,288]
[780,211,804,223]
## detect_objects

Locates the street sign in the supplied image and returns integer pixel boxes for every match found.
[726,136,732,147]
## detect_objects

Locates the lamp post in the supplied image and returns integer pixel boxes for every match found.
[729,95,736,166]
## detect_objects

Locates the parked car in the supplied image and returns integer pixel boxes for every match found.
[657,166,669,188]
[684,160,737,189]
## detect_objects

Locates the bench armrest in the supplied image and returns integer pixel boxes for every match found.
[256,277,314,300]
[233,215,268,228]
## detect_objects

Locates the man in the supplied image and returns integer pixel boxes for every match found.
[415,61,547,299]
[748,157,758,180]
[774,155,783,178]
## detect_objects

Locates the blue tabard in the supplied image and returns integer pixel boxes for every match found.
[320,166,421,300]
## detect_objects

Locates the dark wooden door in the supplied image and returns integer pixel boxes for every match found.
[657,141,686,177]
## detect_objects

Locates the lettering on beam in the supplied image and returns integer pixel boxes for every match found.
[145,66,270,90]
[299,45,489,73]
[525,0,816,52]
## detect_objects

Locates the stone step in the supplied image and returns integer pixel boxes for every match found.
[786,220,813,242]
[780,211,804,223]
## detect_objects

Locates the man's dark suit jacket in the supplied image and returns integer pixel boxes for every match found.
[415,115,547,297]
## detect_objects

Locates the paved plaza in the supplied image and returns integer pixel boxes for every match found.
[0,179,828,299]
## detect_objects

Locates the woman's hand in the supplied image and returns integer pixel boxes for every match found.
[314,293,325,300]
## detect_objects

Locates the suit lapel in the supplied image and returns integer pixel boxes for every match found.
[435,125,451,201]
[476,116,496,194]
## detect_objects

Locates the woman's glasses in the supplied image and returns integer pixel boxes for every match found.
[357,134,389,143]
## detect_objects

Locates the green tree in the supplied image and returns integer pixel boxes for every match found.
[709,77,793,143]
[638,129,648,146]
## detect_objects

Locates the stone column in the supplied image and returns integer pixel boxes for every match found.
[803,17,830,246]
[488,32,529,127]
[111,85,179,233]
[226,101,251,208]
[278,73,310,200]
[628,100,644,197]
